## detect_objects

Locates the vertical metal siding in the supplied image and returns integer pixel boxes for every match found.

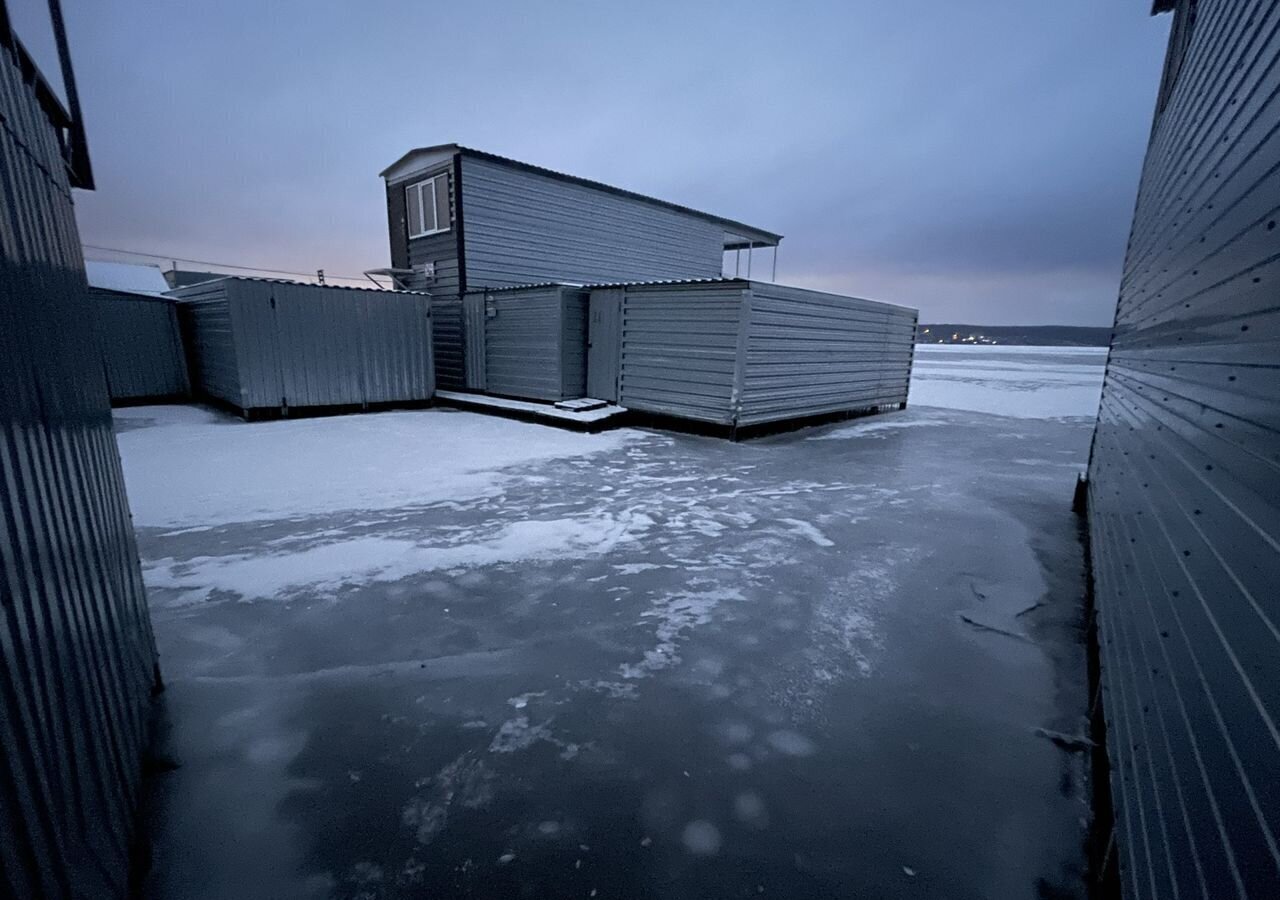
[174,280,242,409]
[92,288,190,403]
[560,288,589,398]
[463,292,487,391]
[460,156,726,289]
[356,289,436,404]
[389,163,461,390]
[464,285,575,401]
[614,283,747,425]
[172,278,433,415]
[225,280,284,409]
[0,33,158,900]
[737,282,917,427]
[1087,1,1280,897]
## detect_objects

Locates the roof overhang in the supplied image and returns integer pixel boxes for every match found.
[1151,1,1176,12]
[380,143,782,247]
[379,143,460,182]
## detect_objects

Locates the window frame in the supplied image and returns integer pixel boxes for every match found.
[405,173,450,239]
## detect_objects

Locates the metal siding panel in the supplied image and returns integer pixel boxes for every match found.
[462,292,487,391]
[0,36,159,899]
[357,290,435,403]
[398,162,460,299]
[173,279,433,414]
[92,288,189,402]
[407,235,460,296]
[172,280,242,409]
[460,156,726,289]
[737,282,918,427]
[560,288,589,399]
[225,280,283,410]
[615,283,744,425]
[587,288,623,401]
[432,296,464,389]
[270,282,363,407]
[468,285,566,401]
[1087,1,1280,897]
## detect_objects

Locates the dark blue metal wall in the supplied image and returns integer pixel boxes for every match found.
[0,16,160,900]
[1088,0,1280,896]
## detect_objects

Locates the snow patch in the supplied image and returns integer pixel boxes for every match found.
[779,518,835,547]
[488,716,554,754]
[144,512,653,603]
[809,413,949,440]
[115,407,638,528]
[619,588,743,679]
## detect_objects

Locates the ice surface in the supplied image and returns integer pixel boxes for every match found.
[144,512,655,603]
[909,345,1105,419]
[115,407,638,528]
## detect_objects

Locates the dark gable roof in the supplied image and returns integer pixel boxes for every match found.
[1151,1,1177,12]
[381,143,782,247]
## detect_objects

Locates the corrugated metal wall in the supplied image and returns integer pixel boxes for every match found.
[0,32,159,900]
[738,283,916,427]
[611,280,916,429]
[1086,1,1280,897]
[92,288,190,403]
[432,297,465,389]
[388,161,461,389]
[560,287,589,398]
[460,155,727,289]
[615,282,747,425]
[464,285,588,402]
[386,163,461,297]
[174,279,245,408]
[172,278,434,415]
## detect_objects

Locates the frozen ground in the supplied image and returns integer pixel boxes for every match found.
[910,344,1106,419]
[129,347,1104,899]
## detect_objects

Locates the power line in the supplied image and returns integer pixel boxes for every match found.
[81,243,376,285]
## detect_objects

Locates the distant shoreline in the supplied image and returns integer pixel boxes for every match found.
[917,324,1111,347]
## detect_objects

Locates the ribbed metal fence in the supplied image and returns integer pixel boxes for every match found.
[92,287,190,403]
[0,24,159,900]
[171,277,435,416]
[1087,1,1280,896]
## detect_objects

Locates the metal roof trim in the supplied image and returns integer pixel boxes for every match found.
[584,277,751,290]
[89,285,181,304]
[464,277,752,294]
[165,275,431,297]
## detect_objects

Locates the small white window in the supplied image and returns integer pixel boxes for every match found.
[406,173,450,239]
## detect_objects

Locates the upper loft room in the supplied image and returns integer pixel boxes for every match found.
[378,144,782,294]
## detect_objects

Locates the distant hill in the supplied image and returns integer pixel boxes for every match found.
[917,324,1111,347]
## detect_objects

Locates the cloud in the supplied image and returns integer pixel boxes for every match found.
[67,0,1169,324]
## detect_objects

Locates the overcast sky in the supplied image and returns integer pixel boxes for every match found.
[38,1,1169,324]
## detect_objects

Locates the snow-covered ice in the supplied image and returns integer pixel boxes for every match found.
[115,406,637,528]
[909,345,1106,419]
[143,512,655,604]
[124,345,1097,899]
